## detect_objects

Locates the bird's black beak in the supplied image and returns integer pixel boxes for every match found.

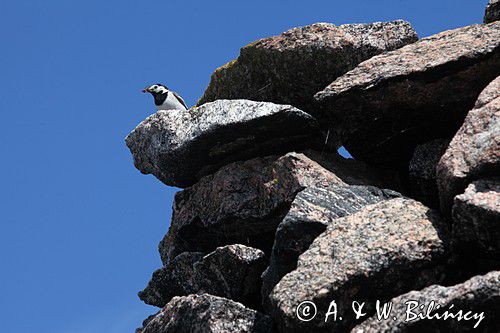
[142,89,148,93]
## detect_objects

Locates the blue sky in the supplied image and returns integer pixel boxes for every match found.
[0,1,487,332]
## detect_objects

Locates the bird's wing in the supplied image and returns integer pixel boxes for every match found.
[171,91,188,110]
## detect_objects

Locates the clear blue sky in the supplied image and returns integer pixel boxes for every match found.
[0,1,487,332]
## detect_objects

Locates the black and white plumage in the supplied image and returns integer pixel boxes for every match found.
[142,83,188,111]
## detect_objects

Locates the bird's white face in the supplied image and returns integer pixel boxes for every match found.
[142,84,168,94]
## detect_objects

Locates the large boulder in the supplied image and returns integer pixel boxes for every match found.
[315,22,500,168]
[139,245,266,309]
[159,151,400,265]
[139,252,204,307]
[352,271,500,333]
[125,100,321,188]
[408,139,450,208]
[485,0,500,23]
[269,198,450,332]
[261,184,401,310]
[137,294,273,333]
[197,21,417,114]
[452,179,500,258]
[437,76,500,213]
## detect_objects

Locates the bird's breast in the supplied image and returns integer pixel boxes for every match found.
[157,92,187,111]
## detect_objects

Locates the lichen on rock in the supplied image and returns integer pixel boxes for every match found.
[197,21,417,114]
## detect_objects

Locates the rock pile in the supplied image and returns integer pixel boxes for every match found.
[314,22,500,167]
[196,21,417,116]
[127,5,499,332]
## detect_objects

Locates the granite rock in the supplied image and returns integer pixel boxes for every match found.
[269,198,450,332]
[315,23,500,168]
[452,179,500,258]
[197,21,417,115]
[139,245,266,309]
[159,151,399,265]
[136,312,159,333]
[352,271,500,333]
[138,252,204,308]
[437,76,500,214]
[138,294,273,333]
[485,0,500,23]
[125,100,321,188]
[192,245,267,309]
[261,184,401,310]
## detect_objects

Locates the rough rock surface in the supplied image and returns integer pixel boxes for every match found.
[352,271,500,333]
[159,151,399,265]
[125,99,321,188]
[139,252,204,307]
[139,245,266,309]
[408,139,450,207]
[136,312,159,333]
[269,198,449,332]
[131,10,500,333]
[452,179,500,258]
[485,0,500,23]
[138,294,273,333]
[197,21,417,113]
[474,75,500,109]
[437,76,500,213]
[261,184,401,310]
[315,23,500,167]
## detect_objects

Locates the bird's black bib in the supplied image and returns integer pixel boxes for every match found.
[153,92,168,106]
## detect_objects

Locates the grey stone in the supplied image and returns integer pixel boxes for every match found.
[269,198,450,332]
[261,184,401,310]
[452,178,500,258]
[408,139,450,208]
[192,245,267,309]
[485,0,500,23]
[125,99,321,188]
[138,294,273,333]
[475,74,500,109]
[197,21,417,114]
[138,252,204,308]
[437,76,500,214]
[352,271,500,333]
[159,151,400,266]
[139,245,266,309]
[136,312,159,333]
[315,23,500,168]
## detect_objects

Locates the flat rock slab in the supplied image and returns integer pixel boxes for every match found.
[352,271,500,332]
[139,245,266,309]
[137,294,273,333]
[159,151,400,265]
[437,76,500,213]
[197,21,417,114]
[269,198,450,332]
[125,99,320,188]
[261,184,401,310]
[315,22,500,167]
[452,179,500,258]
[408,139,450,208]
[485,0,500,23]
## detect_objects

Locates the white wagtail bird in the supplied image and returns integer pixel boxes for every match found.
[142,83,188,111]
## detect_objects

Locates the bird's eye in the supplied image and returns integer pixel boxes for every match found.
[153,85,158,89]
